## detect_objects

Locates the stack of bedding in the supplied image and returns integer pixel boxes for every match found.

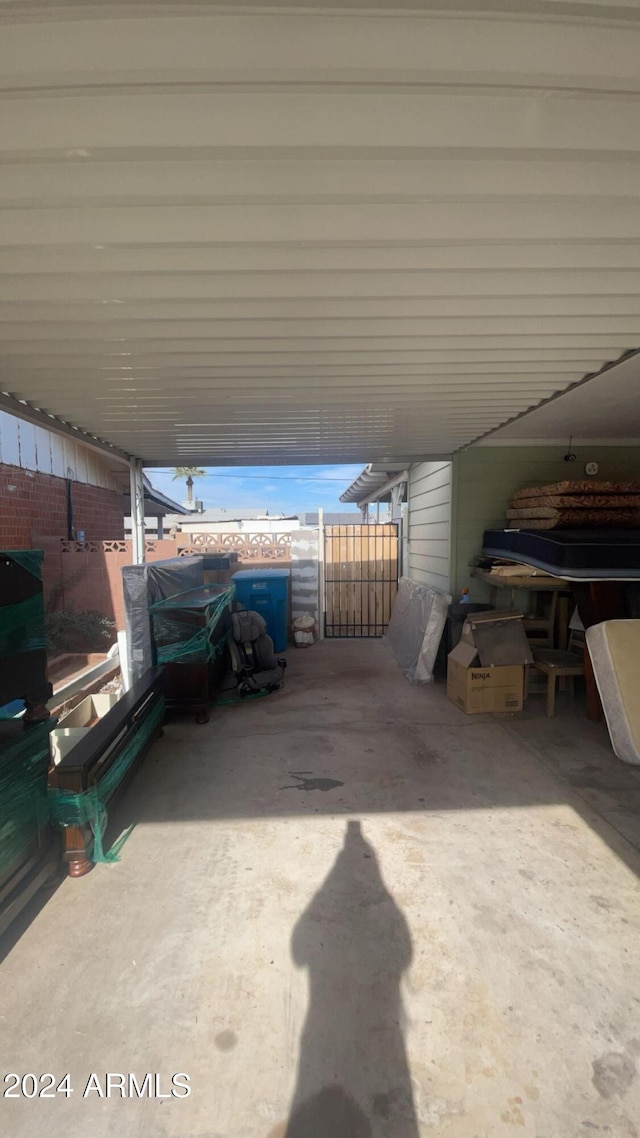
[506,480,640,530]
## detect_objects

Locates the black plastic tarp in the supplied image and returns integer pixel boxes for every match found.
[122,556,204,683]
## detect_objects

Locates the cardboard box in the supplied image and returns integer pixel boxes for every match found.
[447,609,529,713]
[50,693,119,764]
[460,609,533,667]
[447,648,524,714]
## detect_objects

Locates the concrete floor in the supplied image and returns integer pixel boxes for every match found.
[2,640,640,1137]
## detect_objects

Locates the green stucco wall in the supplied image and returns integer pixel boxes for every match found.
[452,445,640,601]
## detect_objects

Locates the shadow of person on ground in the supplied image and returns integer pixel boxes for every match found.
[282,820,419,1137]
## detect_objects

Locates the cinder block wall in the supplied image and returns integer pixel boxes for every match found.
[41,538,178,628]
[40,535,318,639]
[290,529,319,626]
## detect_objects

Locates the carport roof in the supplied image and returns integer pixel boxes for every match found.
[2,1,640,467]
[340,463,408,504]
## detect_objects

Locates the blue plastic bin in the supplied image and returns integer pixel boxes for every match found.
[231,568,290,653]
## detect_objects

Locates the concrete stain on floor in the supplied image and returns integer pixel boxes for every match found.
[592,1049,638,1099]
[280,772,345,792]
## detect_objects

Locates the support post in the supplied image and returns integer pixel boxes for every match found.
[401,502,409,581]
[390,481,405,523]
[317,507,325,640]
[129,458,146,564]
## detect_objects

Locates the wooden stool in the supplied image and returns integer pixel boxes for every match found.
[523,589,559,647]
[532,648,585,718]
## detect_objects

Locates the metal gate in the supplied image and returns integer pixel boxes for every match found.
[323,524,398,638]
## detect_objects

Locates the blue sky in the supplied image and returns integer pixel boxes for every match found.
[147,464,365,516]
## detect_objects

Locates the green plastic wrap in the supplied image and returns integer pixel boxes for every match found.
[0,594,46,657]
[0,721,52,878]
[151,584,234,666]
[5,550,44,581]
[0,700,24,720]
[48,696,165,864]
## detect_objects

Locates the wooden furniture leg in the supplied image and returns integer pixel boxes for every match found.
[62,825,93,878]
[572,582,628,721]
[546,673,556,719]
[557,595,569,651]
[533,650,585,720]
[49,670,164,878]
[583,646,602,723]
[547,590,558,647]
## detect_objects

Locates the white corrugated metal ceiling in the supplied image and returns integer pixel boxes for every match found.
[1,0,640,466]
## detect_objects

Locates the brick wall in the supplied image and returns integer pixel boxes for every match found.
[0,464,124,549]
[67,482,124,543]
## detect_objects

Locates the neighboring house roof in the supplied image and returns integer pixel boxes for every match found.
[302,511,362,525]
[121,475,188,517]
[340,464,408,505]
[176,507,272,523]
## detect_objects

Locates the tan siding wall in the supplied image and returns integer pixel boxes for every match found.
[407,461,452,593]
[0,410,118,490]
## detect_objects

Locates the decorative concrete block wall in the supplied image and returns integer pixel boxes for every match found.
[290,529,319,627]
[40,538,178,629]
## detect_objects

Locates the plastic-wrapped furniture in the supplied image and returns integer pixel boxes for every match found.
[122,556,205,685]
[149,584,234,722]
[0,720,58,936]
[383,577,451,684]
[0,550,58,933]
[0,550,51,722]
[48,669,165,876]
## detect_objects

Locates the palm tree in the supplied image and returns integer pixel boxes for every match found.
[172,466,206,506]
